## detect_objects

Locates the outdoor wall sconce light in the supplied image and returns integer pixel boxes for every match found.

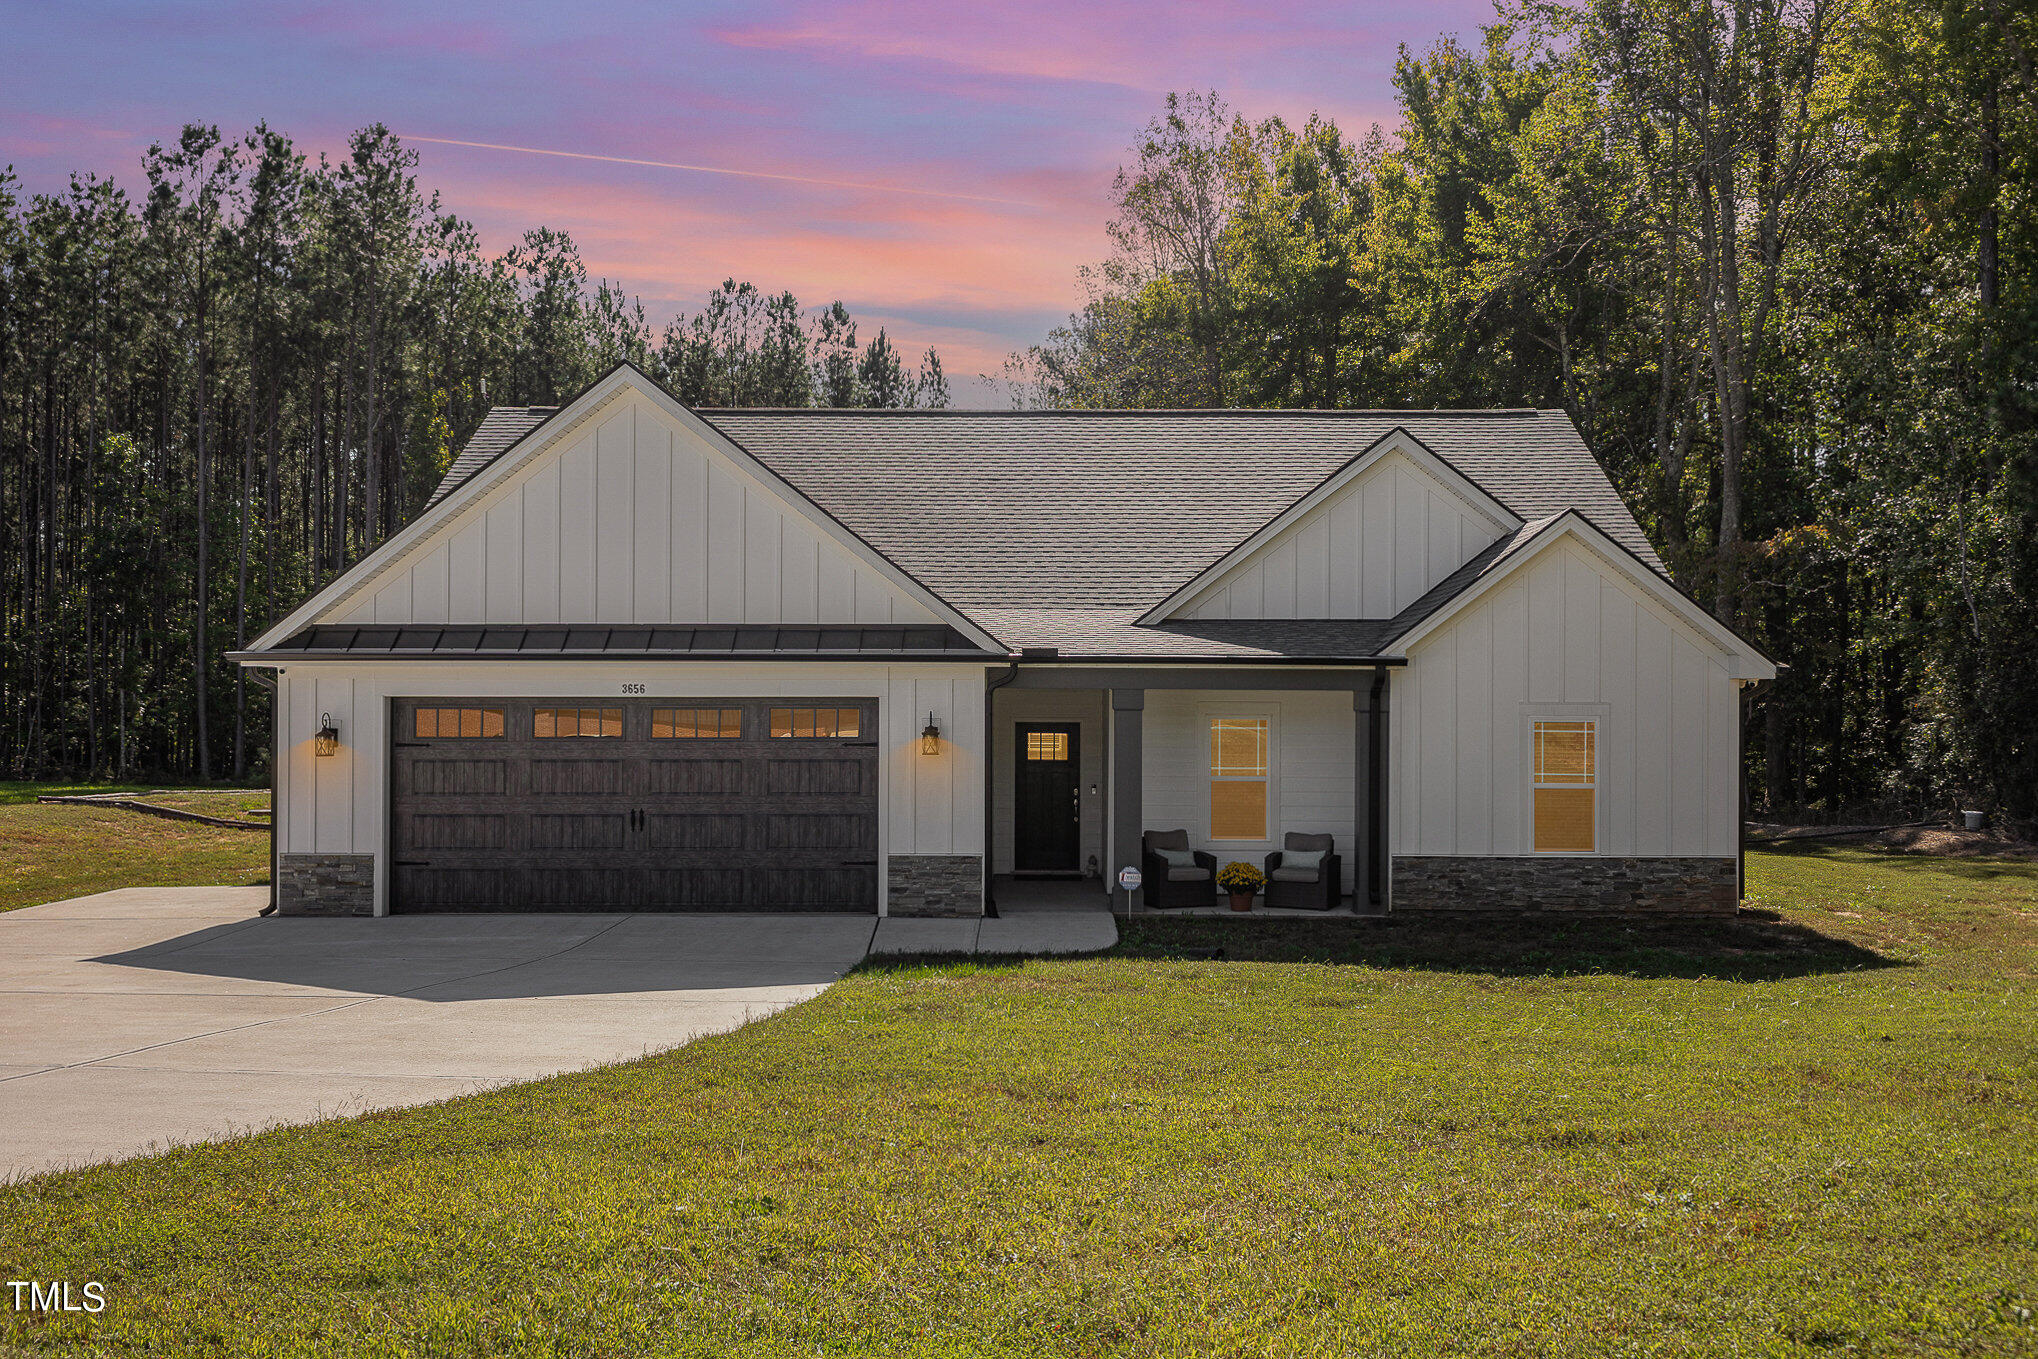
[921,711,942,755]
[315,713,340,757]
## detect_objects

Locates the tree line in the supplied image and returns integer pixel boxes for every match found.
[1012,0,2035,821]
[0,124,947,782]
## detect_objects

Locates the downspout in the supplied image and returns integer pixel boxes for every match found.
[983,661,1021,916]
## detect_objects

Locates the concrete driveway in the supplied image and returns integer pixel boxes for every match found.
[0,889,878,1180]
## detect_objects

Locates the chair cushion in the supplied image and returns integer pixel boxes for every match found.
[1155,847,1199,869]
[1144,828,1190,852]
[1279,849,1325,877]
[1167,867,1212,882]
[1285,832,1334,853]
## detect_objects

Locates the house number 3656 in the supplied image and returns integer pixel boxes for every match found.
[621,683,647,695]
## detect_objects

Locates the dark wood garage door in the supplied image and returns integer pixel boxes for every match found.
[390,698,878,912]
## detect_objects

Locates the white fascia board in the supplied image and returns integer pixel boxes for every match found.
[1135,427,1523,625]
[1391,511,1778,680]
[244,363,1007,656]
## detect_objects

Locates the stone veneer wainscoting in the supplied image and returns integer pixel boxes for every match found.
[276,853,376,916]
[887,855,985,917]
[1392,856,1738,915]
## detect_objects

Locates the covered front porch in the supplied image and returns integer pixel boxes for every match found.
[984,665,1396,916]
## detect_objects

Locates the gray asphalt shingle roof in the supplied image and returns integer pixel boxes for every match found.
[423,406,559,510]
[704,409,1661,608]
[422,402,1662,659]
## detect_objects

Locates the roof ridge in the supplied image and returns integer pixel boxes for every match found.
[701,406,1552,417]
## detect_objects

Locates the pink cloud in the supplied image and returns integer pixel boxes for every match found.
[427,164,1093,385]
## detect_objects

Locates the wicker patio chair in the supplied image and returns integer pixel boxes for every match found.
[1263,832,1341,911]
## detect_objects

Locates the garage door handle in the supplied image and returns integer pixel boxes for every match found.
[837,740,878,747]
[838,859,878,867]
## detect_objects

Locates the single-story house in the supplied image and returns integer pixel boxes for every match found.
[233,362,1774,918]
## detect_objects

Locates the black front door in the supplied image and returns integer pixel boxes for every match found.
[1013,722,1081,874]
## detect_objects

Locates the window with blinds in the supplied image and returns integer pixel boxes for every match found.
[1209,716,1269,840]
[1533,719,1597,852]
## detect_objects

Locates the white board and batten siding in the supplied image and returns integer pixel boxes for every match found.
[273,663,984,915]
[1172,450,1507,620]
[1392,537,1740,859]
[328,394,938,629]
[1140,689,1359,893]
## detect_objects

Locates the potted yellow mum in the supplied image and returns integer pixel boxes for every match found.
[1216,860,1265,912]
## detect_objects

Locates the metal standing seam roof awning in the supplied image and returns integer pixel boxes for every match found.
[231,623,998,661]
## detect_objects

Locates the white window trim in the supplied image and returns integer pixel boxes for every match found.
[1522,703,1610,855]
[1201,703,1281,846]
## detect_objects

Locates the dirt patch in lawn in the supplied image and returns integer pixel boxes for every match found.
[1748,818,2038,859]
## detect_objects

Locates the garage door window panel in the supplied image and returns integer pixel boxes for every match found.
[769,707,859,738]
[653,707,742,739]
[415,707,505,739]
[534,707,623,738]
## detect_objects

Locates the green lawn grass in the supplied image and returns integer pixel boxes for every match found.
[0,782,269,912]
[3,847,2034,1356]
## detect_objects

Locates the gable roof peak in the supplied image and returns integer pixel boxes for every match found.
[688,404,1550,417]
[247,362,1007,654]
[1133,424,1524,625]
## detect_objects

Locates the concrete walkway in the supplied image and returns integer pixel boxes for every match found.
[868,913,1119,954]
[0,889,1114,1180]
